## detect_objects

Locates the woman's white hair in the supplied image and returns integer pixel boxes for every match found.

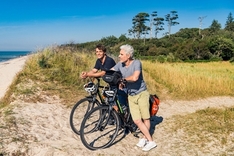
[120,44,134,58]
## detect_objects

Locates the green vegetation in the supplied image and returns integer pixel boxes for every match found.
[66,12,234,62]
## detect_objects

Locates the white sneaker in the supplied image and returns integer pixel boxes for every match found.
[136,138,147,148]
[142,141,157,151]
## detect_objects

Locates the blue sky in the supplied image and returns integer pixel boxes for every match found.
[0,0,233,51]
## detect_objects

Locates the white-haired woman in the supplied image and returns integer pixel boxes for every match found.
[111,44,156,151]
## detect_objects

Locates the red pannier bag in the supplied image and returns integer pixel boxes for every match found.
[149,94,160,116]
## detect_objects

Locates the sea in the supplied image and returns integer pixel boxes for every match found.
[0,51,32,63]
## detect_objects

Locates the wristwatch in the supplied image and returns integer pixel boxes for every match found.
[123,78,127,83]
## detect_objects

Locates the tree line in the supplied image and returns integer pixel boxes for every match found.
[128,11,179,39]
[63,12,234,62]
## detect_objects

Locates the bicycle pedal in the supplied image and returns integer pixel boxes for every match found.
[132,132,139,138]
[124,128,130,135]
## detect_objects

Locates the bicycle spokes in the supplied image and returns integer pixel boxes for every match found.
[80,106,120,150]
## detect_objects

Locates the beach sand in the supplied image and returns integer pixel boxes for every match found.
[0,56,29,99]
[0,56,234,156]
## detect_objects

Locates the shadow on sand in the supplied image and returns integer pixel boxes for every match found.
[150,116,163,136]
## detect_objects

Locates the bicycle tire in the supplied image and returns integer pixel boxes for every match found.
[80,105,120,150]
[70,97,101,135]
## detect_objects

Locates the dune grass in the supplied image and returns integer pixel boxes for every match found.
[0,46,97,107]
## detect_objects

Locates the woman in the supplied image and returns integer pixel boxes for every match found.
[111,44,157,151]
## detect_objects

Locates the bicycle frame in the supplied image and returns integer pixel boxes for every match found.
[102,86,135,131]
[83,77,136,133]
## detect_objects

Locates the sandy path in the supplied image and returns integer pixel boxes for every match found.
[0,57,234,156]
[1,96,233,156]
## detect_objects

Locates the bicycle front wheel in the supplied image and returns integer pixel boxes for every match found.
[80,105,120,150]
[70,97,100,135]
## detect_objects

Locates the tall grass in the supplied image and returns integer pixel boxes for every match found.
[30,47,95,87]
[143,61,234,99]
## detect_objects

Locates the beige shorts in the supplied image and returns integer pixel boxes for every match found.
[128,90,150,120]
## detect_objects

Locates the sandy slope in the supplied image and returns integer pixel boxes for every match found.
[0,57,234,156]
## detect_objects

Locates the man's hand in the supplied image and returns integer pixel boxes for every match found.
[80,72,87,79]
[119,79,126,89]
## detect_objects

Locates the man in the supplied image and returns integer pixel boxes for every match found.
[81,44,116,79]
[81,44,128,124]
[111,44,157,151]
[81,44,122,125]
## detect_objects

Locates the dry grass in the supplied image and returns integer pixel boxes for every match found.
[143,61,234,100]
[164,106,234,154]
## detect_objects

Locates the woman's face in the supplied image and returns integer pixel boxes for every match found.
[95,48,105,59]
[119,49,130,63]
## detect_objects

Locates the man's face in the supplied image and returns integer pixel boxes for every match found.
[95,48,105,59]
[118,49,130,63]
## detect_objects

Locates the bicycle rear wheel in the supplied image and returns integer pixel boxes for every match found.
[70,97,100,135]
[80,105,120,150]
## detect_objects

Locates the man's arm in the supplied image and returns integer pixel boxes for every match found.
[81,68,106,79]
[123,60,141,82]
[86,70,106,78]
[124,70,140,82]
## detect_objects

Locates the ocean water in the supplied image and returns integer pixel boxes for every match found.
[0,51,32,62]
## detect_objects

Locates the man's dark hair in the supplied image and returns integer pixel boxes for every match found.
[96,44,106,53]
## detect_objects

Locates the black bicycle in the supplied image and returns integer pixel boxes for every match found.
[79,71,138,150]
[69,77,109,135]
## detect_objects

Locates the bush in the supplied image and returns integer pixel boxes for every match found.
[229,57,234,63]
[157,55,166,63]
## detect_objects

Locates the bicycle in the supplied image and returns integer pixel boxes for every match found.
[69,77,109,135]
[79,71,138,150]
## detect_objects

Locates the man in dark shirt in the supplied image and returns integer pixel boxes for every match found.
[80,44,116,79]
[81,44,128,125]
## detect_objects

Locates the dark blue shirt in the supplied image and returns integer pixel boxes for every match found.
[94,55,116,71]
